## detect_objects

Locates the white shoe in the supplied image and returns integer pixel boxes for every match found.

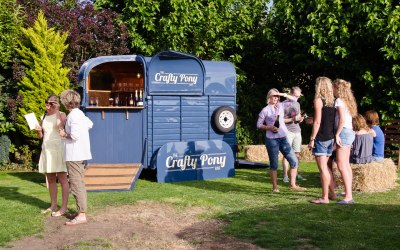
[283,176,289,183]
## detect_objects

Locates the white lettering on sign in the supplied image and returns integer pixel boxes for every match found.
[154,71,198,85]
[199,154,226,169]
[165,153,226,171]
[166,155,197,170]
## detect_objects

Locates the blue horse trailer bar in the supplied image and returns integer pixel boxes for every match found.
[78,50,236,190]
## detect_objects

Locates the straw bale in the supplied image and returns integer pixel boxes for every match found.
[244,145,282,163]
[244,144,314,163]
[299,145,314,162]
[332,158,398,193]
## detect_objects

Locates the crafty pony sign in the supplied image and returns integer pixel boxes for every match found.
[156,140,235,182]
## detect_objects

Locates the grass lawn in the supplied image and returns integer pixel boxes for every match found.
[1,162,400,249]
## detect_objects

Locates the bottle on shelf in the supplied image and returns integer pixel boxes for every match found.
[129,93,134,106]
[115,94,119,106]
[137,89,143,106]
[95,97,99,106]
[135,89,139,105]
[273,115,280,133]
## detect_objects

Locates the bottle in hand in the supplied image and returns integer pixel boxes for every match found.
[273,115,280,133]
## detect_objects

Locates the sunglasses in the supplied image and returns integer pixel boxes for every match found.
[45,101,57,106]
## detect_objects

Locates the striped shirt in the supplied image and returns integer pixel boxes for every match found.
[257,103,288,139]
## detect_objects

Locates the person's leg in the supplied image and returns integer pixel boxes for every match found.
[292,133,303,180]
[327,153,338,197]
[336,146,353,201]
[66,161,87,223]
[57,172,69,213]
[46,173,58,210]
[282,132,295,181]
[269,169,278,192]
[315,155,331,201]
[266,138,279,192]
[279,138,303,190]
[282,158,289,182]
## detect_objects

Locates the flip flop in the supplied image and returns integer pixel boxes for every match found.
[289,186,306,191]
[65,217,87,226]
[272,189,280,193]
[337,199,354,205]
[310,198,329,204]
[51,210,67,217]
[41,208,56,214]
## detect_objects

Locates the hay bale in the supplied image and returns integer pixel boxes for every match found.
[244,145,283,163]
[244,144,314,163]
[332,158,398,193]
[299,145,314,162]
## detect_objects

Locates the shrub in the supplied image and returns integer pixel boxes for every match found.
[0,134,11,163]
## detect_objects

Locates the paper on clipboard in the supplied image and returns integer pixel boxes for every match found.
[24,113,40,130]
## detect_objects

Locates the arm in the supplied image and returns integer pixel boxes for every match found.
[369,128,376,137]
[278,92,297,101]
[308,98,322,150]
[35,125,43,139]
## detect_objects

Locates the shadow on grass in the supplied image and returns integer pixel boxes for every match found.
[217,202,400,249]
[0,186,48,209]
[8,172,45,185]
[171,168,323,196]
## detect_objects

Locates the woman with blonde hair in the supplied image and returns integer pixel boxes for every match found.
[257,88,305,193]
[59,90,93,225]
[333,79,357,204]
[308,77,336,204]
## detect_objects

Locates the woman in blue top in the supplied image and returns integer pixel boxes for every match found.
[364,110,385,162]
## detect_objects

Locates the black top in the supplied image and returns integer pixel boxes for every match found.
[316,101,335,141]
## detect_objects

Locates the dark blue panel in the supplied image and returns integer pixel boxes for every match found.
[153,128,181,135]
[153,123,180,129]
[181,117,208,123]
[86,109,144,164]
[148,51,205,95]
[156,140,235,182]
[182,134,208,140]
[203,61,236,96]
[182,128,208,134]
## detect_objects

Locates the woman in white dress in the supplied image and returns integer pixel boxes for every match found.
[36,94,69,216]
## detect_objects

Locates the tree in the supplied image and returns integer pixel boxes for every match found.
[266,0,400,119]
[18,0,130,84]
[94,0,267,61]
[0,0,23,70]
[16,10,70,142]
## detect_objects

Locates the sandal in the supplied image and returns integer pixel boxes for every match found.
[51,210,67,217]
[41,208,56,214]
[289,186,306,191]
[272,189,280,193]
[310,198,329,204]
[65,216,87,226]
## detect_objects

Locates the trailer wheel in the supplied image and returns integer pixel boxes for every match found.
[213,106,236,133]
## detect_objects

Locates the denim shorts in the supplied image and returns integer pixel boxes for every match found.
[312,139,334,156]
[265,137,298,170]
[338,127,355,147]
